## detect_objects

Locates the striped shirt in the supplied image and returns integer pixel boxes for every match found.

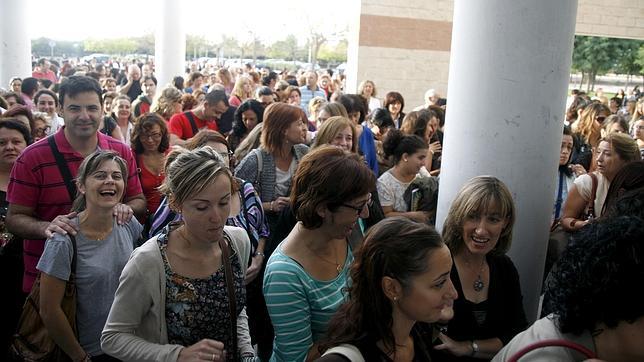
[263,242,352,362]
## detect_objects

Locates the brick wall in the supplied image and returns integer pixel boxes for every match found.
[350,0,644,109]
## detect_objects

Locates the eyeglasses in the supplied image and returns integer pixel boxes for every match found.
[340,193,373,216]
[142,133,163,141]
[218,150,234,159]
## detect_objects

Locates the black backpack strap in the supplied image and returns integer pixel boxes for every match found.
[184,111,199,136]
[47,136,77,201]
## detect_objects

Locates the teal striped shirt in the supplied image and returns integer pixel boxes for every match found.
[263,242,353,362]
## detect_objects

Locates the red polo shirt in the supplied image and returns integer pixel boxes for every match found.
[168,111,219,140]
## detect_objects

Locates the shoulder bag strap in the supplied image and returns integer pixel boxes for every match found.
[184,111,199,136]
[587,173,598,219]
[218,233,237,360]
[47,135,77,201]
[554,172,565,220]
[322,344,365,362]
[507,339,595,362]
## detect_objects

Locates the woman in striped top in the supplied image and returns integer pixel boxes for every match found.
[263,146,376,362]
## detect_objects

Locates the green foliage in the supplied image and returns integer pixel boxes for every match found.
[317,40,347,65]
[31,37,84,57]
[636,45,644,73]
[572,35,644,76]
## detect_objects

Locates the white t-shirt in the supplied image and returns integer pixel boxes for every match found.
[274,158,297,198]
[367,96,382,113]
[572,172,609,217]
[377,170,413,212]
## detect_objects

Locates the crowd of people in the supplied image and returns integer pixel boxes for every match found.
[0,56,642,362]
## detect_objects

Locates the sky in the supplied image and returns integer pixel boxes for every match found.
[27,0,354,45]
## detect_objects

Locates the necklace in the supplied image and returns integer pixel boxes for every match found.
[463,257,486,292]
[307,242,343,275]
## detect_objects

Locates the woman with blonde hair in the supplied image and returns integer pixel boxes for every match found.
[217,68,234,96]
[435,176,527,361]
[151,86,183,122]
[572,102,610,150]
[229,76,253,107]
[312,116,357,154]
[358,80,382,115]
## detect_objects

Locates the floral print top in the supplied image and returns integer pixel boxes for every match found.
[158,228,246,361]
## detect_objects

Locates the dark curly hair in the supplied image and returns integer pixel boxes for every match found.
[543,215,644,335]
[232,99,264,138]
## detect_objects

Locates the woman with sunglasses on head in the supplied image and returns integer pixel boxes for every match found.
[572,102,610,153]
[263,146,376,362]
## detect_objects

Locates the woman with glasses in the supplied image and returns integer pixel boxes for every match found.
[263,146,376,362]
[130,113,170,216]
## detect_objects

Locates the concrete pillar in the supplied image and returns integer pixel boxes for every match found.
[155,0,185,89]
[344,0,362,94]
[435,0,578,319]
[0,0,32,90]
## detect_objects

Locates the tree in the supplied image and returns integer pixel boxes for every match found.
[317,39,348,66]
[267,35,304,63]
[308,32,326,68]
[613,39,643,89]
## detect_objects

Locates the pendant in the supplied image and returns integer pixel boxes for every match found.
[473,275,485,292]
[336,264,342,275]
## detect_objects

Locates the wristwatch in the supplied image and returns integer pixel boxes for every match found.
[470,340,479,356]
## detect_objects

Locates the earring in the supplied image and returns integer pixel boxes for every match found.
[393,296,398,301]
[404,159,408,162]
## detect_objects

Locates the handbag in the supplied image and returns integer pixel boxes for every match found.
[506,339,596,362]
[219,233,238,361]
[9,234,78,362]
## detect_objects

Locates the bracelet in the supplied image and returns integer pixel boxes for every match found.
[470,340,479,357]
[255,252,265,257]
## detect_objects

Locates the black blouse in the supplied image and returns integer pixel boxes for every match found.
[433,254,528,362]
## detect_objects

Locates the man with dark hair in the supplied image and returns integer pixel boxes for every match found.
[262,71,278,89]
[132,76,157,117]
[32,58,58,84]
[20,77,40,111]
[6,75,146,293]
[168,89,230,145]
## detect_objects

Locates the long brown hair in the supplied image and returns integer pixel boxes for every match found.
[320,217,444,355]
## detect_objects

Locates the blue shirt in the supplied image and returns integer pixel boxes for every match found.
[299,86,326,116]
[359,127,379,175]
[263,241,353,362]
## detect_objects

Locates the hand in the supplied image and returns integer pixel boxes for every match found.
[434,333,472,357]
[112,203,134,225]
[274,197,290,212]
[569,164,586,177]
[178,339,226,362]
[245,254,264,284]
[45,211,79,238]
[438,304,454,322]
[428,141,442,155]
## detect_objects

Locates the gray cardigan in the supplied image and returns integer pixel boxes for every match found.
[234,145,309,202]
[101,226,253,361]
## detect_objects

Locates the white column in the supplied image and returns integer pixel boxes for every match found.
[435,0,578,319]
[155,0,185,89]
[344,0,362,94]
[0,0,32,89]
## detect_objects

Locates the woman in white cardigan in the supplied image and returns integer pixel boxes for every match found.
[102,146,255,362]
